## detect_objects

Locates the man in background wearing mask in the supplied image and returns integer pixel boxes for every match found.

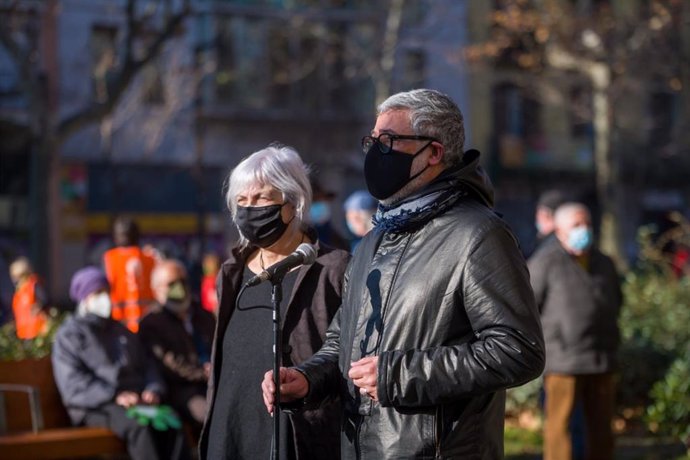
[343,190,378,252]
[52,267,190,460]
[309,179,350,251]
[262,89,544,458]
[527,202,622,460]
[139,259,215,438]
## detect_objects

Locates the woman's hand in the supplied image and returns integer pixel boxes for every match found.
[261,367,309,414]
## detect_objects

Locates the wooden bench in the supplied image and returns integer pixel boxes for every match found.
[0,357,126,459]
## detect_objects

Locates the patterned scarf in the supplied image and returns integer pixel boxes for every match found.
[373,177,467,234]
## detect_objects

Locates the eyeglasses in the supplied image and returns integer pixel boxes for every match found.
[361,133,439,154]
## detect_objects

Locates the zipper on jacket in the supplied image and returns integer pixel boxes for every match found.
[355,415,363,460]
[435,405,442,459]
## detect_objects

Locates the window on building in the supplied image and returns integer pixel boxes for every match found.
[569,84,592,139]
[210,12,379,115]
[492,82,543,169]
[402,0,428,25]
[0,45,23,105]
[90,25,118,103]
[394,49,425,92]
[648,90,678,155]
[140,60,166,105]
[214,17,270,109]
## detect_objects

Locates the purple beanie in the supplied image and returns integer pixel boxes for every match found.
[69,267,109,303]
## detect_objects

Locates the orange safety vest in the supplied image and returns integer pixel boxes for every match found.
[103,246,156,333]
[12,275,47,340]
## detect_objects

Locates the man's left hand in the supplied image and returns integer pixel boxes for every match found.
[349,356,379,401]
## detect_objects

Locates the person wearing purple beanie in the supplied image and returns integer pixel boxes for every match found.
[52,266,191,460]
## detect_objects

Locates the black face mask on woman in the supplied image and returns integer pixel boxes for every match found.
[364,140,432,200]
[235,203,290,248]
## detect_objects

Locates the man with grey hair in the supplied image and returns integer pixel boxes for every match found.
[528,202,622,460]
[262,89,544,458]
[139,259,215,438]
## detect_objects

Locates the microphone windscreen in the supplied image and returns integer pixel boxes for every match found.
[296,243,318,264]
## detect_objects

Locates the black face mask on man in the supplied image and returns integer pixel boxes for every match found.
[235,203,290,248]
[364,140,432,200]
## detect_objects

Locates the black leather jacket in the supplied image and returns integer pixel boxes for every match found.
[297,153,545,459]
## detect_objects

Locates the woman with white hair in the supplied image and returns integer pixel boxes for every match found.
[200,144,350,460]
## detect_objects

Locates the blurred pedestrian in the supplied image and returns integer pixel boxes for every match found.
[535,189,568,242]
[200,144,349,460]
[140,259,215,438]
[343,190,377,252]
[200,252,220,314]
[52,266,191,460]
[534,189,586,460]
[309,179,349,251]
[103,217,156,332]
[9,256,48,339]
[528,202,622,460]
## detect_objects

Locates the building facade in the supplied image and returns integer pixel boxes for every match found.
[0,0,472,302]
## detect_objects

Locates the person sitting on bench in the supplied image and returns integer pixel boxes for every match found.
[52,266,191,460]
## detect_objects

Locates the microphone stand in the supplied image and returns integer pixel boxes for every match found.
[271,277,284,460]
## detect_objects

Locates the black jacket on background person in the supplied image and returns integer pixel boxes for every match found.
[199,237,350,460]
[139,302,215,414]
[52,313,165,425]
[528,236,622,374]
[295,152,545,459]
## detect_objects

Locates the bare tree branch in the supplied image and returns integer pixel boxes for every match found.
[0,12,36,101]
[57,0,190,143]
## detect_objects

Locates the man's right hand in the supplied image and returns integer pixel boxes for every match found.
[115,391,140,408]
[261,367,309,415]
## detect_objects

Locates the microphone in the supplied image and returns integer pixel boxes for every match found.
[245,243,318,287]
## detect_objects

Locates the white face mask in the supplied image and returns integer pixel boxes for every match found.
[87,292,112,318]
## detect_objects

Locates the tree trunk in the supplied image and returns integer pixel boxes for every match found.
[545,46,625,267]
[374,0,405,105]
[590,66,625,268]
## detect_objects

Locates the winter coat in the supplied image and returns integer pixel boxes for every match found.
[198,238,350,460]
[527,236,622,375]
[52,313,164,425]
[139,303,215,396]
[297,152,545,459]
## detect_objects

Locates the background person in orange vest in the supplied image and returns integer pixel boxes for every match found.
[103,217,156,333]
[9,257,48,339]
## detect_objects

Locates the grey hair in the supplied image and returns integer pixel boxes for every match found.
[224,144,312,247]
[377,89,465,167]
[554,202,591,228]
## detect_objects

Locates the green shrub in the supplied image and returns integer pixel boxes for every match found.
[505,377,542,418]
[646,347,690,447]
[618,271,690,409]
[619,219,690,446]
[0,310,64,361]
